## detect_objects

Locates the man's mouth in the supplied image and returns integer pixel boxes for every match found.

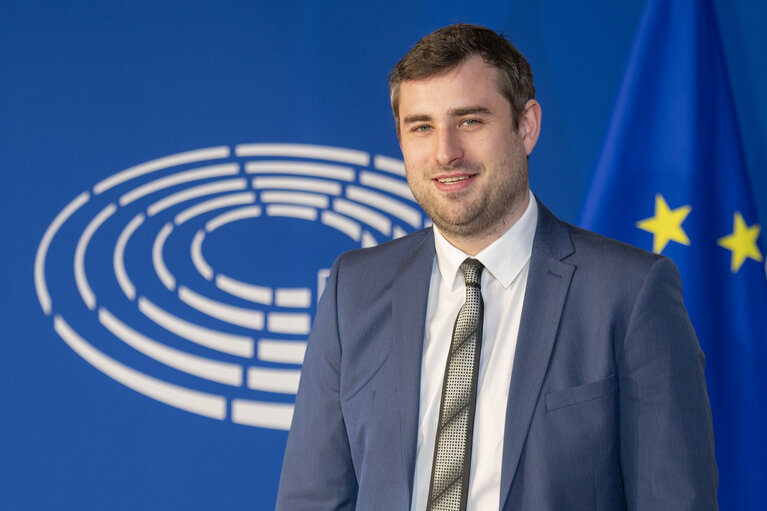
[435,175,473,184]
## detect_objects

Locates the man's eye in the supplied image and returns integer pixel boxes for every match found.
[412,125,432,133]
[461,119,480,126]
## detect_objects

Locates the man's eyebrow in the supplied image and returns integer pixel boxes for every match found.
[449,106,492,117]
[402,114,432,125]
[402,106,492,125]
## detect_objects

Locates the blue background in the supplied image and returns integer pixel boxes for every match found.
[2,1,765,509]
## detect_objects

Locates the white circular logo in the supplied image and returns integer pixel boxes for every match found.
[34,143,425,430]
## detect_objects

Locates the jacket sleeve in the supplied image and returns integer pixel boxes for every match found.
[619,256,718,509]
[275,259,358,510]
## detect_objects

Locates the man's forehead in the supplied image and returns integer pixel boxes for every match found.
[397,59,507,117]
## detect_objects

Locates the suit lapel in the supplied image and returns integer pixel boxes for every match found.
[499,201,575,508]
[392,230,435,500]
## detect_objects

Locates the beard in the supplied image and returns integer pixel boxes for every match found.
[409,154,529,242]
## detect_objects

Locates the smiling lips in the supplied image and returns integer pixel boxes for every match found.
[437,175,470,184]
[433,173,478,190]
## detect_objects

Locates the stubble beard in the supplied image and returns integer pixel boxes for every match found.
[411,156,529,243]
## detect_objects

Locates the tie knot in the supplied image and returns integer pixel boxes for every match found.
[459,258,484,286]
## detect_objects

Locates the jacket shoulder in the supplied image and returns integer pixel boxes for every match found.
[336,228,432,271]
[565,223,667,274]
[558,222,689,317]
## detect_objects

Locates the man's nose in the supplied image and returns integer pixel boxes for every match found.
[434,128,463,167]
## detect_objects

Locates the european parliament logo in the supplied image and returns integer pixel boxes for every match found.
[34,143,426,430]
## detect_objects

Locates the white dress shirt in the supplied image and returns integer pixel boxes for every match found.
[410,193,538,511]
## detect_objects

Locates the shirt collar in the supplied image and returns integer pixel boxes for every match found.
[433,190,538,290]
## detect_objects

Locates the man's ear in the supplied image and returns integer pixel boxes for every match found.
[518,99,542,156]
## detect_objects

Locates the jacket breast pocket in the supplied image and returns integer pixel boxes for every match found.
[545,375,616,411]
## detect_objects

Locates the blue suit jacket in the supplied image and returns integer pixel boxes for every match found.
[276,201,718,510]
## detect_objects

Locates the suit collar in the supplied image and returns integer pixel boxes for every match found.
[499,198,576,508]
[392,228,435,501]
[531,197,575,261]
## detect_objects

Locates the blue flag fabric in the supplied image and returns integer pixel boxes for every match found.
[580,0,767,508]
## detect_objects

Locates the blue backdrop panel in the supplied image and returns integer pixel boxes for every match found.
[1,1,765,509]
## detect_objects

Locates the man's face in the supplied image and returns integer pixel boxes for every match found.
[397,55,538,248]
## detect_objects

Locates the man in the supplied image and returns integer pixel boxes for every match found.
[276,24,717,510]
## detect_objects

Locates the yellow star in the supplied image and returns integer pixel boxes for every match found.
[717,212,763,273]
[636,194,692,254]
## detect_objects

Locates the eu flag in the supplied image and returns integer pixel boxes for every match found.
[580,0,767,508]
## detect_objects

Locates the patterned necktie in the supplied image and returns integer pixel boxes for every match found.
[426,258,485,511]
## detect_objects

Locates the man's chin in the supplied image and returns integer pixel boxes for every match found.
[430,215,483,238]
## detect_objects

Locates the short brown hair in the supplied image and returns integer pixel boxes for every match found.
[389,23,535,130]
